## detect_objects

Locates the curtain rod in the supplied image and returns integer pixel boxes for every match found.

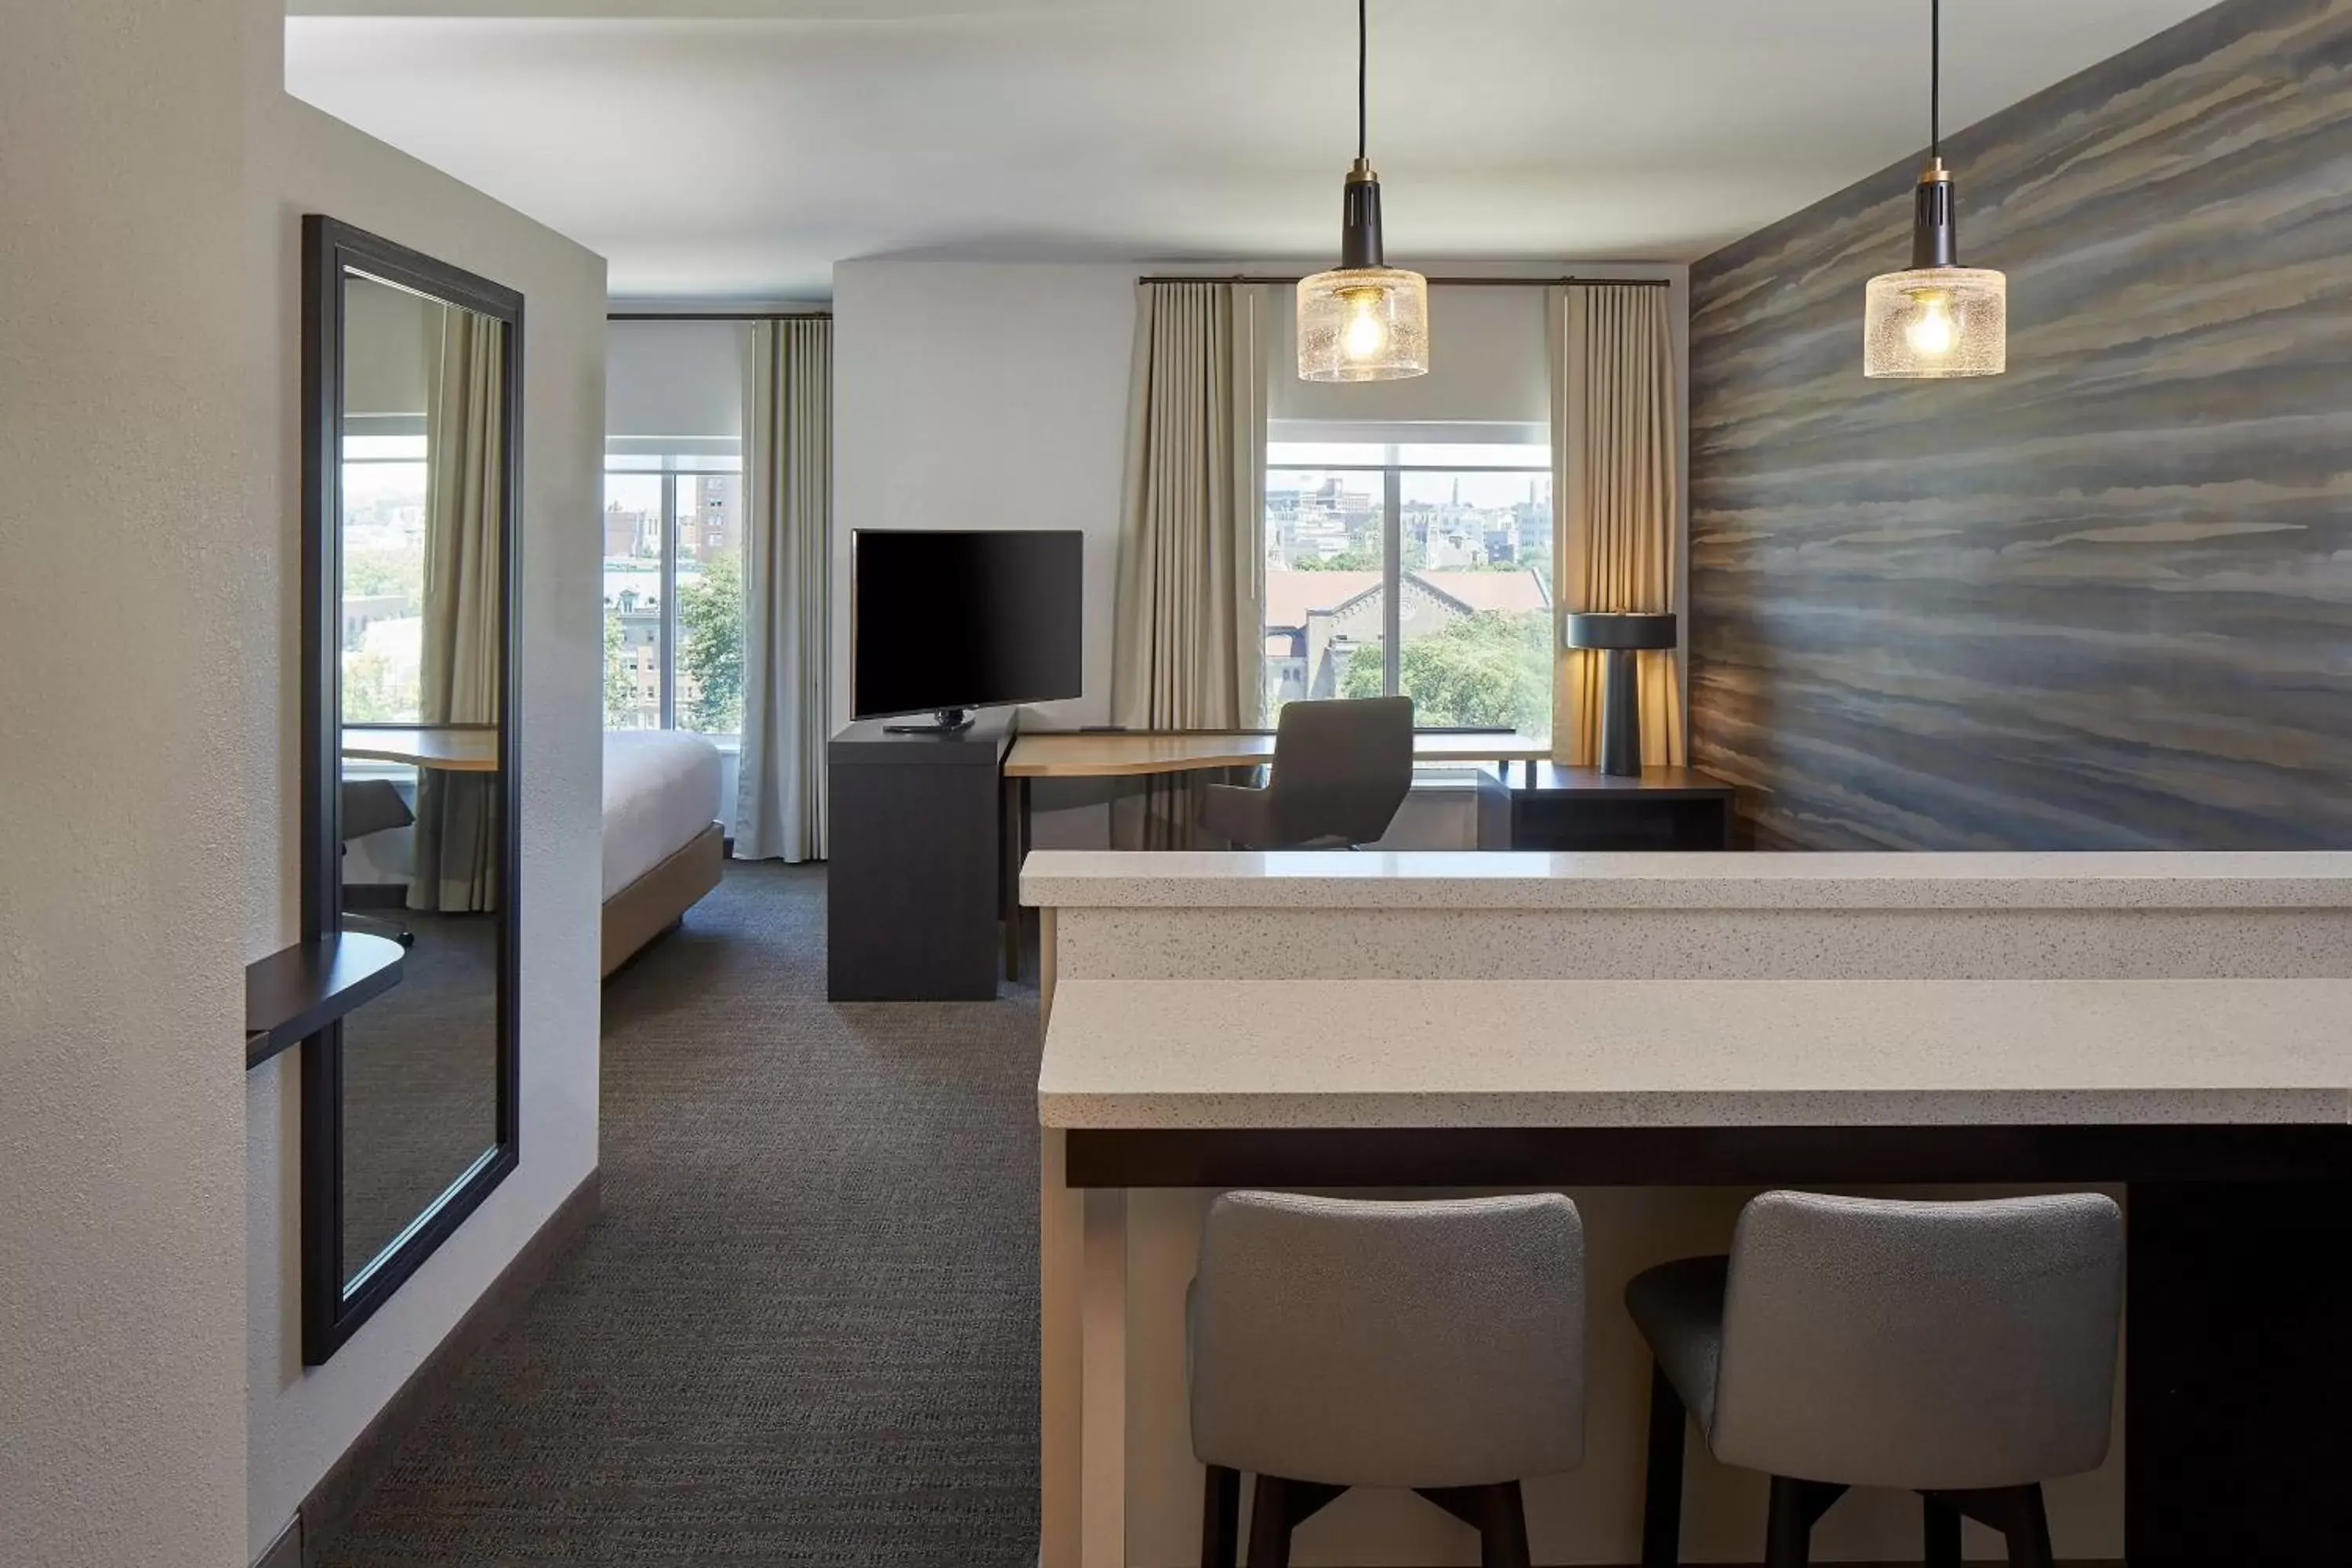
[607,310,832,321]
[1133,274,1671,289]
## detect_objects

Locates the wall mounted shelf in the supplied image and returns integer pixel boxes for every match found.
[245,931,406,1069]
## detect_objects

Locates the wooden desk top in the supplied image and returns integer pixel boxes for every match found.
[1004,729,1550,779]
[342,725,500,772]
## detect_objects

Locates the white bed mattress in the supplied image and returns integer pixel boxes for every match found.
[603,730,724,900]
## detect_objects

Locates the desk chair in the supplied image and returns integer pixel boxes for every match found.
[341,779,416,947]
[1199,696,1414,849]
[1627,1191,2125,1568]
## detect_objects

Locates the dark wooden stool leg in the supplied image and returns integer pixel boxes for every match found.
[2007,1485,2055,1568]
[1414,1483,1531,1568]
[1923,1484,2053,1568]
[1641,1361,1687,1566]
[1765,1477,1848,1568]
[1922,1493,1963,1568]
[1479,1480,1531,1568]
[1247,1475,1291,1568]
[1248,1475,1345,1568]
[1201,1465,1241,1568]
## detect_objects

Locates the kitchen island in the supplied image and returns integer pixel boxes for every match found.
[1028,852,2352,1568]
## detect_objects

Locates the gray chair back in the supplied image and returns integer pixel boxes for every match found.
[340,778,414,842]
[1189,1190,1585,1490]
[1711,1191,2124,1492]
[1264,695,1414,847]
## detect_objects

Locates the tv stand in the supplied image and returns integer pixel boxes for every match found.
[883,706,974,735]
[827,714,1011,1000]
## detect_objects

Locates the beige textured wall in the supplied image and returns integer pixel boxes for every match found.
[244,100,609,1556]
[0,0,276,1562]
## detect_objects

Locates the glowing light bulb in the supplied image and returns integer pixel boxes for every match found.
[1341,294,1388,361]
[1905,289,1958,358]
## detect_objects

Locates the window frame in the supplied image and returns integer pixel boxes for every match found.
[1264,442,1552,727]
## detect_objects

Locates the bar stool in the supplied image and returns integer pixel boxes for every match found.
[1626,1191,2125,1568]
[1189,1191,1588,1568]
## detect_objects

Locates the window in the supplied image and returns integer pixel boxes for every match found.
[342,434,430,724]
[602,456,743,738]
[1264,439,1552,741]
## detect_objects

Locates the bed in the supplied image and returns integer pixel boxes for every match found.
[602,730,726,976]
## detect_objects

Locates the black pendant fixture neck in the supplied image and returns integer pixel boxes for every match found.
[1912,158,1957,267]
[1341,157,1385,270]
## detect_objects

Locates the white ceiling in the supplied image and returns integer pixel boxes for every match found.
[285,1,2217,300]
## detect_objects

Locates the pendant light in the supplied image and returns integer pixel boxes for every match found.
[1864,0,2006,378]
[1298,0,1428,381]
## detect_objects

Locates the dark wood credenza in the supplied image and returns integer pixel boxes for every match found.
[1508,762,1737,851]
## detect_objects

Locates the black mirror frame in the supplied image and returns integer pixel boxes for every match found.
[299,214,524,1365]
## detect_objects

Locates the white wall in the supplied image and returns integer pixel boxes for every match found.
[245,98,608,1558]
[832,261,1137,731]
[2,2,273,1561]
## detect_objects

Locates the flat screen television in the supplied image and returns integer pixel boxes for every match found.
[851,528,1083,732]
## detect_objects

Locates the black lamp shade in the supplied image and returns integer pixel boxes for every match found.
[1563,612,1678,652]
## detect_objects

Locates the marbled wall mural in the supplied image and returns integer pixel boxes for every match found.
[1688,0,2352,849]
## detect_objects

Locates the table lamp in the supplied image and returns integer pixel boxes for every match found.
[1563,612,1679,777]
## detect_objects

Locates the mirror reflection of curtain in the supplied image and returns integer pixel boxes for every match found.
[1108,281,1270,848]
[410,303,503,913]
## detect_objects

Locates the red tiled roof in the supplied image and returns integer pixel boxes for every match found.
[1263,570,1382,629]
[1263,568,1549,628]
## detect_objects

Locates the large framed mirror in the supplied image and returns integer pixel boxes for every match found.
[300,216,522,1363]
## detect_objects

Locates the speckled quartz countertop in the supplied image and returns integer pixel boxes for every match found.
[1021,850,2352,909]
[1036,978,2352,1129]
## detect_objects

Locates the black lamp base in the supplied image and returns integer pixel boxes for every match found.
[1599,648,1644,778]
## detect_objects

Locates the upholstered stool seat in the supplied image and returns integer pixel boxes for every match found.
[1188,1190,1587,1568]
[1628,1191,2125,1568]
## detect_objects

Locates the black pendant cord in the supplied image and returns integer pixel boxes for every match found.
[1930,0,1941,161]
[1358,0,1368,161]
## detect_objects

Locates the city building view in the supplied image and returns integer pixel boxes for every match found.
[340,441,430,724]
[1264,454,1554,739]
[602,466,745,736]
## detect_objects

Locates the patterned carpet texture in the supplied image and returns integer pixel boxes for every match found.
[321,862,1044,1566]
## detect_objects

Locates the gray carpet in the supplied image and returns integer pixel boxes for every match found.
[321,861,1044,1566]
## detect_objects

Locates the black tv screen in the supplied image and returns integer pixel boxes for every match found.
[851,529,1083,720]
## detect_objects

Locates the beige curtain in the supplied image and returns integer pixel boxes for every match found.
[410,304,504,913]
[1108,281,1269,847]
[1548,283,1686,767]
[735,318,833,862]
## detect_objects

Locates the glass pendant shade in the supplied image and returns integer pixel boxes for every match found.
[1864,265,2006,378]
[1298,265,1429,382]
[1864,4,2006,379]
